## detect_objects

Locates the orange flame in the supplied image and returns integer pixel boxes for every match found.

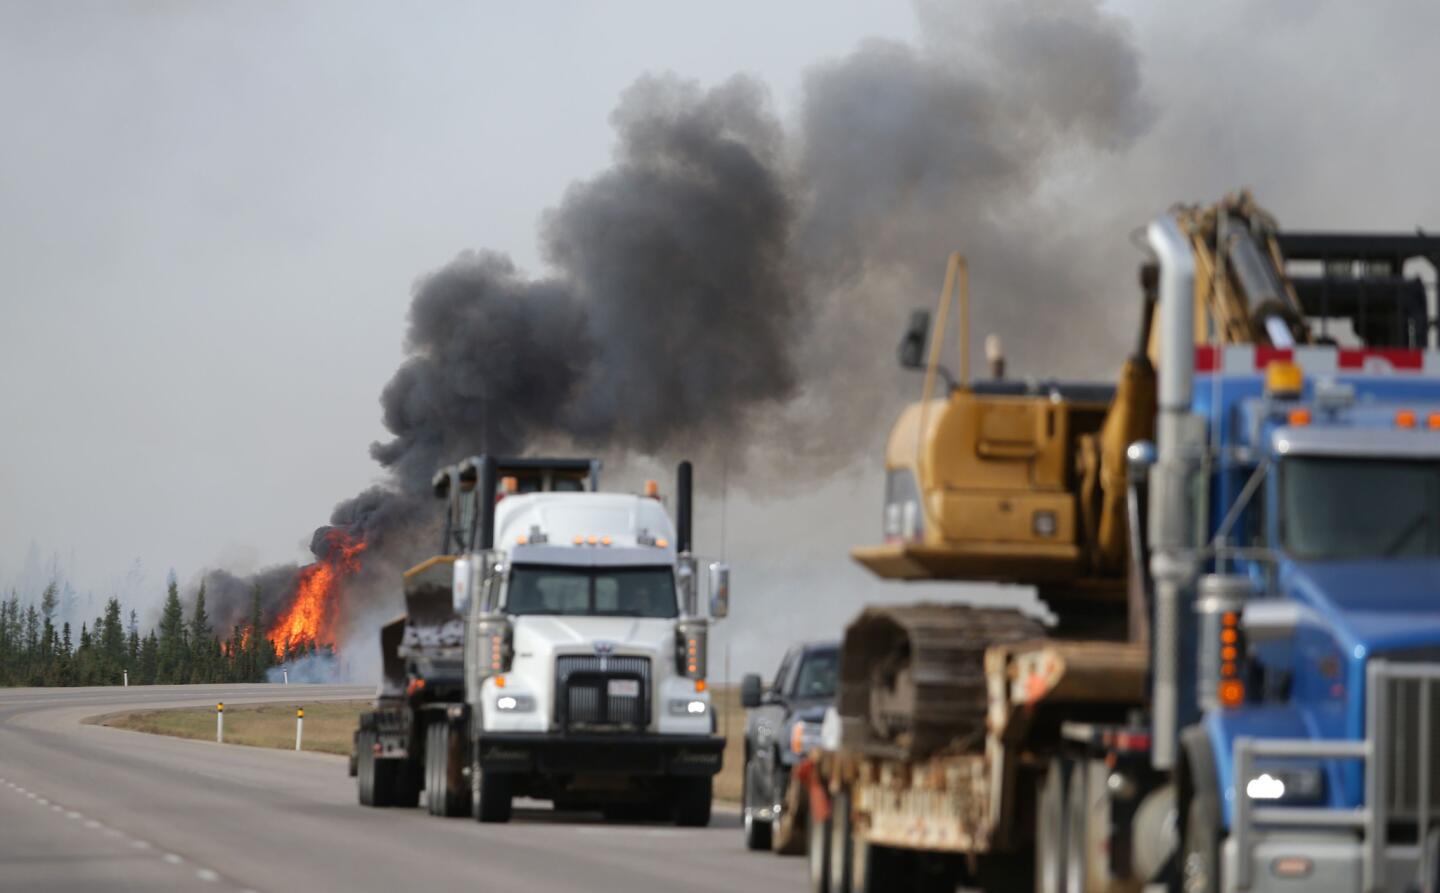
[269,529,366,657]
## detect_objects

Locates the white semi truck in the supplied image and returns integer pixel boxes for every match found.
[355,456,729,826]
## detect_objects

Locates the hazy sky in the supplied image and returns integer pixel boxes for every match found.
[0,1,913,602]
[3,1,1439,671]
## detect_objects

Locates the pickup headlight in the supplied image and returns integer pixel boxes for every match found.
[1245,766,1324,804]
[495,693,536,713]
[790,720,822,755]
[668,699,708,716]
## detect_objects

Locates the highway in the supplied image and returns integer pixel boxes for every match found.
[0,684,803,892]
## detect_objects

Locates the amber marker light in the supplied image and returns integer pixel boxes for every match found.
[1219,679,1246,708]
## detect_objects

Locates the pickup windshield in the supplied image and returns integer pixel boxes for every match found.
[1281,456,1440,559]
[505,565,678,618]
[793,650,839,700]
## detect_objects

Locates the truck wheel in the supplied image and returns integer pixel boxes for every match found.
[357,731,375,806]
[1065,759,1090,893]
[1037,758,1069,893]
[1065,759,1113,893]
[808,807,832,893]
[474,768,513,824]
[672,776,713,827]
[1178,727,1222,893]
[743,752,773,850]
[425,722,470,817]
[828,788,854,893]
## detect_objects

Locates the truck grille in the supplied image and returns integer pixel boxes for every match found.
[1376,651,1440,825]
[555,655,650,730]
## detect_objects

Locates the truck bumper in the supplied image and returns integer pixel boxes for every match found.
[476,732,724,777]
[1222,831,1426,892]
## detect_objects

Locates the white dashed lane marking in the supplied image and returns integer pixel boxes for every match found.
[4,780,244,888]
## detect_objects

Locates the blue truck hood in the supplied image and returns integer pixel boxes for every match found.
[1286,559,1440,654]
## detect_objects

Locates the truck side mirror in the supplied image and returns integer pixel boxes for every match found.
[708,562,730,619]
[898,310,930,370]
[740,673,763,709]
[452,555,474,615]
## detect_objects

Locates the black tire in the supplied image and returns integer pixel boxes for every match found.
[808,805,832,893]
[672,776,713,828]
[1178,727,1222,893]
[743,751,773,851]
[425,722,470,817]
[1065,760,1089,893]
[1037,758,1069,893]
[474,768,513,824]
[357,731,375,806]
[829,788,854,893]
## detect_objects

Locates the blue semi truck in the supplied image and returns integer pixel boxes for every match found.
[801,194,1440,893]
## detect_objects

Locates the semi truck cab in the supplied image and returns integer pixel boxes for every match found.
[455,460,728,825]
[1181,349,1440,892]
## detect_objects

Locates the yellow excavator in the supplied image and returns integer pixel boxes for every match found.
[851,191,1315,638]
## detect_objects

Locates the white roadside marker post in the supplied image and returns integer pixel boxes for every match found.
[123,669,128,687]
[216,702,224,743]
[283,668,289,685]
[295,707,304,751]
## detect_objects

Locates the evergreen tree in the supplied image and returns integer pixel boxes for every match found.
[58,622,74,685]
[22,605,40,684]
[38,583,58,677]
[75,622,94,685]
[127,609,140,669]
[187,582,212,683]
[99,598,125,684]
[157,579,187,683]
[244,584,266,680]
[138,631,159,684]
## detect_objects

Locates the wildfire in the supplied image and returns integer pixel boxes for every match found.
[269,529,367,657]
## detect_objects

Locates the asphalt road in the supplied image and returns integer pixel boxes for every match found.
[0,684,803,892]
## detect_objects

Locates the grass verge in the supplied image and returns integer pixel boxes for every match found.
[103,700,370,756]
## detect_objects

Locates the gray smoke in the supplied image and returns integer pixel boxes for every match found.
[211,0,1151,643]
[328,74,799,547]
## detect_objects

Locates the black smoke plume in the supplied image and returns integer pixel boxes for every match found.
[207,0,1151,649]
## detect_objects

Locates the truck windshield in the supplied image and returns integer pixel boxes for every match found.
[1281,456,1440,559]
[505,565,678,618]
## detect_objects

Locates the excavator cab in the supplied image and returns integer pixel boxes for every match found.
[852,253,1146,612]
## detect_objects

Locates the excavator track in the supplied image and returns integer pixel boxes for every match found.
[837,604,1044,759]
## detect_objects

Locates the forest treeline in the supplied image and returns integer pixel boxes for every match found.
[0,579,327,686]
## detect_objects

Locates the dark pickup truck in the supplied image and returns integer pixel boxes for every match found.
[739,640,839,851]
